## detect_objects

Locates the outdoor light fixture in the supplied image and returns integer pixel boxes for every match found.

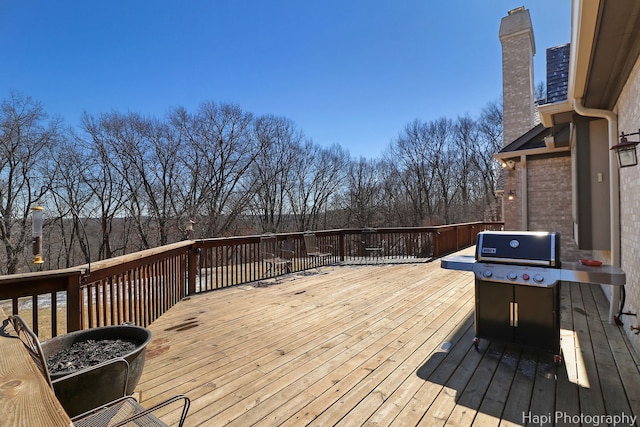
[32,206,44,264]
[611,130,640,168]
[501,159,516,170]
[507,190,516,201]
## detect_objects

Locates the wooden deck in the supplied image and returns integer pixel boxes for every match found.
[137,250,640,426]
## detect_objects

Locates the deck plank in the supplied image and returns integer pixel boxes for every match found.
[407,319,478,426]
[581,282,635,421]
[443,340,506,427]
[591,285,640,420]
[473,343,522,427]
[555,281,581,427]
[570,282,608,421]
[498,348,537,427]
[136,257,640,426]
[334,290,475,427]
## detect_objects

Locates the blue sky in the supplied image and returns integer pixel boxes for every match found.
[0,1,570,158]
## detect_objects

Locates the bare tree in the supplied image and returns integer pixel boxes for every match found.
[247,115,301,233]
[170,102,265,237]
[387,119,437,225]
[44,139,94,268]
[80,113,131,258]
[428,118,464,224]
[377,158,412,226]
[135,115,183,245]
[81,111,184,249]
[535,81,546,103]
[92,112,154,249]
[474,100,504,219]
[343,157,385,227]
[288,143,348,231]
[452,115,482,221]
[0,92,61,274]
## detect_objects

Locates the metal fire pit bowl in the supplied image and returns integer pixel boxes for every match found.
[41,325,152,396]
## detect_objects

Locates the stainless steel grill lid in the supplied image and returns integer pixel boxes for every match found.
[475,231,560,267]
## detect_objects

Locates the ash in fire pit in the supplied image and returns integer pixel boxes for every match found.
[47,338,137,375]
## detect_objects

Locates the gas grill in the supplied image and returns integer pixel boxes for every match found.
[441,231,626,361]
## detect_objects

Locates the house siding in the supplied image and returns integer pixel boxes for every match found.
[615,54,640,352]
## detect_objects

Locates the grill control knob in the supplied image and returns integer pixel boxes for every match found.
[483,270,492,278]
[507,272,518,280]
[533,274,544,283]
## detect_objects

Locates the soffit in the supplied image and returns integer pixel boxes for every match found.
[583,0,640,109]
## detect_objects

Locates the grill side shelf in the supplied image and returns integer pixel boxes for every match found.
[560,262,626,286]
[440,255,475,272]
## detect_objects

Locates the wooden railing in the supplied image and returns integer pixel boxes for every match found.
[0,222,502,338]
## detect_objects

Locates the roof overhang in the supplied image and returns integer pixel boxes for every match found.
[494,123,571,163]
[494,145,571,163]
[567,0,600,102]
[568,0,640,109]
[538,100,573,128]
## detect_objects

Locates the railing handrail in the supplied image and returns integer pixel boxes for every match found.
[0,222,502,337]
[0,223,502,284]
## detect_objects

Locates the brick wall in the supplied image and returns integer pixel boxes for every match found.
[502,156,583,260]
[615,55,640,351]
[527,155,582,260]
[502,166,522,230]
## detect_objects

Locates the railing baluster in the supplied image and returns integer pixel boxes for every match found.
[51,291,58,338]
[32,295,39,336]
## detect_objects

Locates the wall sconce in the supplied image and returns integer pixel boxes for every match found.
[611,130,640,167]
[507,190,516,201]
[32,206,44,264]
[501,159,516,170]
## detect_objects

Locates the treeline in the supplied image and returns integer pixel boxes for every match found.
[0,91,502,274]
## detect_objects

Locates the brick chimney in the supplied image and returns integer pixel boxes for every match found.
[500,6,536,147]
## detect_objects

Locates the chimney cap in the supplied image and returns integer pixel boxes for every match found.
[499,6,535,55]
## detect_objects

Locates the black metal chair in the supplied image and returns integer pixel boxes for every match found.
[361,228,384,260]
[8,315,190,426]
[72,394,190,427]
[260,234,295,280]
[303,232,333,272]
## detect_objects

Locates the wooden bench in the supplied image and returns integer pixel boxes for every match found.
[0,307,72,426]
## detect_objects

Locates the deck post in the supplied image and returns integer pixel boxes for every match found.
[66,273,82,333]
[187,242,197,296]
